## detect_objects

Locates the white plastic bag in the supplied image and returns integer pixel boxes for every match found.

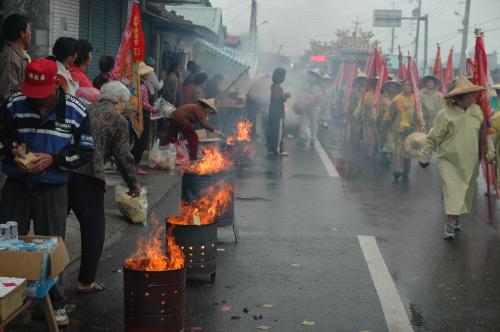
[148,139,176,170]
[115,185,148,225]
[151,97,176,120]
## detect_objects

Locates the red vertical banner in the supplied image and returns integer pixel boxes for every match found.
[397,47,408,81]
[365,52,375,78]
[444,48,454,88]
[112,2,145,136]
[408,56,423,131]
[466,58,474,78]
[433,46,446,94]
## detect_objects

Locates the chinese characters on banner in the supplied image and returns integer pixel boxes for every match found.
[112,2,145,136]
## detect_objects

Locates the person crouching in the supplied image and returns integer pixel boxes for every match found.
[167,98,223,160]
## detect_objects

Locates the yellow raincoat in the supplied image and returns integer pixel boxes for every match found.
[419,89,445,127]
[489,111,500,188]
[420,104,484,215]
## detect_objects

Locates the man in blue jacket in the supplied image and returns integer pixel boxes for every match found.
[0,58,94,325]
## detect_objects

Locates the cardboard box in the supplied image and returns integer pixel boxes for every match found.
[0,236,69,281]
[0,277,26,321]
[196,129,222,142]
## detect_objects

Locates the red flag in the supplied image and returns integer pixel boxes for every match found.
[433,46,446,94]
[472,32,492,124]
[408,56,424,130]
[397,47,408,81]
[365,53,375,78]
[472,32,495,219]
[444,48,454,87]
[466,58,474,77]
[373,48,383,77]
[112,2,145,136]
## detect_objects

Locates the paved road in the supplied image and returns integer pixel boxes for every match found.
[16,123,500,332]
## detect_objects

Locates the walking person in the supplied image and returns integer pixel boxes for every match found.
[189,73,208,104]
[144,57,163,102]
[385,79,424,181]
[0,13,31,105]
[246,74,269,139]
[0,59,94,325]
[267,67,291,155]
[167,99,223,160]
[419,77,492,240]
[348,72,368,148]
[297,69,323,146]
[379,79,402,164]
[359,77,378,156]
[419,75,444,126]
[182,62,201,105]
[69,81,139,293]
[162,62,183,106]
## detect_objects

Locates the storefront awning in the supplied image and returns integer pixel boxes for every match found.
[195,38,258,78]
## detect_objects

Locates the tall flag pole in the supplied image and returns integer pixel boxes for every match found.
[444,48,454,89]
[433,44,446,94]
[397,46,408,81]
[472,29,497,220]
[112,1,145,136]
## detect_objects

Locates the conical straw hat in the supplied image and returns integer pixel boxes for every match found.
[138,62,154,76]
[404,132,427,158]
[445,76,485,98]
[198,98,218,113]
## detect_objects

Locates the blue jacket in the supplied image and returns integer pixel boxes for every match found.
[0,90,94,185]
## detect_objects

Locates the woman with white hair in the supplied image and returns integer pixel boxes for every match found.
[68,81,139,293]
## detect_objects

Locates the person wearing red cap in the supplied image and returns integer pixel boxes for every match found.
[0,58,94,325]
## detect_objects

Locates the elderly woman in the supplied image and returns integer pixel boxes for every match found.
[419,77,492,240]
[68,81,139,293]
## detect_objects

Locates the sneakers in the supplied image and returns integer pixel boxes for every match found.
[277,151,288,156]
[443,223,455,240]
[452,217,462,231]
[54,308,69,326]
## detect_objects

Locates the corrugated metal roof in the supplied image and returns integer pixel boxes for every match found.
[164,5,222,36]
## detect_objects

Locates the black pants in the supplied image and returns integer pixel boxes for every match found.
[68,173,105,284]
[0,178,68,308]
[131,111,151,164]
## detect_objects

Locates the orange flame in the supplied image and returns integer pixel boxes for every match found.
[125,214,185,271]
[168,180,234,226]
[226,120,253,145]
[185,146,233,175]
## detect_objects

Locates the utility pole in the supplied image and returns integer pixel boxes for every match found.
[414,0,422,61]
[249,0,257,53]
[459,0,471,75]
[353,17,360,37]
[390,1,395,54]
[424,14,429,73]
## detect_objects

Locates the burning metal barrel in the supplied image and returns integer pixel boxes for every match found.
[181,171,235,227]
[124,217,186,332]
[124,263,185,332]
[167,222,217,282]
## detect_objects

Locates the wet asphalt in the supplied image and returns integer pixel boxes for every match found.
[29,123,500,332]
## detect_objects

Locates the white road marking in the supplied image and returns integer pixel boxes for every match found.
[358,235,414,332]
[314,141,339,177]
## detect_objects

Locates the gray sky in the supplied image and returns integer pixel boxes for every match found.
[211,0,500,62]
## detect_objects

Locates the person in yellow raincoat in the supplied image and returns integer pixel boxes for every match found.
[358,77,378,157]
[319,74,335,129]
[348,73,368,148]
[419,77,491,240]
[377,79,401,165]
[384,80,423,181]
[419,75,445,126]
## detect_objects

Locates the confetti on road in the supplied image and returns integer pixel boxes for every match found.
[221,305,232,312]
[217,248,225,252]
[257,325,272,330]
[261,304,275,308]
[302,321,316,326]
[290,264,301,267]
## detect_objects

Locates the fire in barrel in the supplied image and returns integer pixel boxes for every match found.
[167,180,234,282]
[226,120,256,161]
[123,216,185,332]
[182,147,235,227]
